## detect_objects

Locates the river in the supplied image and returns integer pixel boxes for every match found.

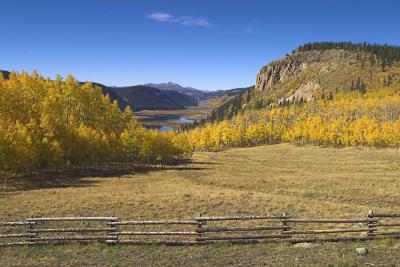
[139,115,195,131]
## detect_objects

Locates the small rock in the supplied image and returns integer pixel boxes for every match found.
[356,247,368,256]
[293,242,314,248]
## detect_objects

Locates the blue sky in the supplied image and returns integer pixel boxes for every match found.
[1,0,400,90]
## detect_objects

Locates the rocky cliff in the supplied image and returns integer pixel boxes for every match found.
[207,42,400,122]
[255,49,373,104]
[256,51,315,93]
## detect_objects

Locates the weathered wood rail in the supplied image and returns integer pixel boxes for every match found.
[0,211,399,246]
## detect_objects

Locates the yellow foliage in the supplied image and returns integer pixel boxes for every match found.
[0,71,190,174]
[186,89,400,150]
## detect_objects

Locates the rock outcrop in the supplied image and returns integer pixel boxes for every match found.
[255,49,368,105]
[206,43,392,122]
[256,51,321,93]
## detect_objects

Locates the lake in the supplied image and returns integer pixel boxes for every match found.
[140,115,195,131]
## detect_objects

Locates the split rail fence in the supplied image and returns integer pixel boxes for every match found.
[1,211,399,246]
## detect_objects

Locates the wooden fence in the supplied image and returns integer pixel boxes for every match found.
[1,211,399,246]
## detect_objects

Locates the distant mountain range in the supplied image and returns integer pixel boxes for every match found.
[112,85,186,111]
[145,82,200,93]
[144,82,206,100]
[163,90,198,106]
[113,83,249,110]
[0,70,248,111]
[144,82,249,101]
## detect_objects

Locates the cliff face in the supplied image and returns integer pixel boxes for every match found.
[207,47,397,122]
[256,51,316,93]
[254,49,366,104]
[255,49,381,105]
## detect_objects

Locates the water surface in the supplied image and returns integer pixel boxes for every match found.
[140,115,194,131]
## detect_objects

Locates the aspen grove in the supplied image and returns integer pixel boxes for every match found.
[0,71,191,174]
[186,89,400,151]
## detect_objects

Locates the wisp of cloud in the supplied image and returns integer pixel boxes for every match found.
[147,12,213,27]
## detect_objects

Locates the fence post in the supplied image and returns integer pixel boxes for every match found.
[281,212,291,241]
[107,215,118,244]
[27,219,37,245]
[367,210,376,238]
[196,213,203,243]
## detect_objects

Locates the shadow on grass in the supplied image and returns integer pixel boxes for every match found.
[191,161,220,165]
[0,161,210,193]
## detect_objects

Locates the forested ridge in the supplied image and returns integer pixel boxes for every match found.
[184,43,400,151]
[295,41,400,64]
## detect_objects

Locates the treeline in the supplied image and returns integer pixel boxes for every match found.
[0,72,191,174]
[296,42,400,64]
[185,88,400,150]
[206,87,270,123]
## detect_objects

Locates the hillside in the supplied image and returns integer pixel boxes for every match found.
[145,82,248,102]
[145,82,205,100]
[81,82,130,111]
[163,90,198,106]
[113,85,185,111]
[205,86,250,99]
[208,42,400,122]
[207,86,254,121]
[186,42,400,150]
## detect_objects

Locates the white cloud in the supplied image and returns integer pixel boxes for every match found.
[147,12,174,22]
[147,12,213,27]
[181,18,213,27]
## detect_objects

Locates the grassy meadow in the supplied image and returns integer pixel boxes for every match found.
[1,144,400,266]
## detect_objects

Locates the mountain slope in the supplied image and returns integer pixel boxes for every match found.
[144,82,204,99]
[145,82,249,103]
[113,85,185,111]
[204,87,250,99]
[163,90,198,106]
[82,82,130,111]
[208,42,400,122]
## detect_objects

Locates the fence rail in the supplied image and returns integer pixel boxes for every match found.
[0,211,399,246]
[108,220,198,226]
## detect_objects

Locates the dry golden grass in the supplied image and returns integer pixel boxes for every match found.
[0,144,399,266]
